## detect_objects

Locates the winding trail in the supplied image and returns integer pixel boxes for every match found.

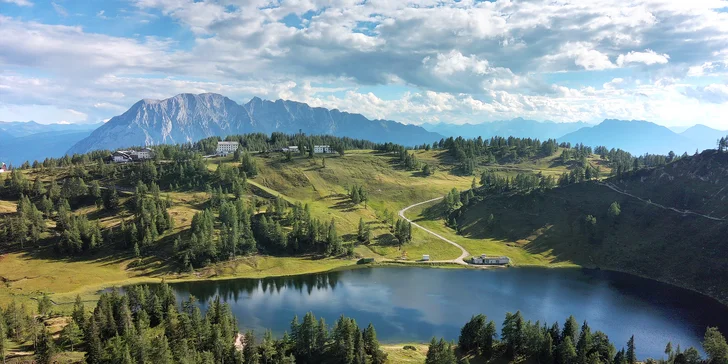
[398,197,470,265]
[601,182,726,222]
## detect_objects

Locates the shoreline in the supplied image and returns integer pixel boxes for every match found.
[68,257,728,311]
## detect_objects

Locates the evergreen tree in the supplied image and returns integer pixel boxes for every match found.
[150,334,174,364]
[540,331,554,364]
[60,320,82,352]
[458,314,486,353]
[608,202,621,220]
[562,316,579,346]
[626,335,637,364]
[703,327,728,363]
[576,321,592,363]
[357,218,371,244]
[481,320,497,359]
[558,336,577,364]
[37,293,52,317]
[425,337,457,364]
[422,164,432,176]
[35,328,56,364]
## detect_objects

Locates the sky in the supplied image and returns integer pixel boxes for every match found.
[1,0,728,129]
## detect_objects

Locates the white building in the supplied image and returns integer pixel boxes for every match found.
[422,255,430,261]
[135,148,153,160]
[471,254,510,265]
[112,148,154,163]
[282,146,299,153]
[112,151,133,163]
[217,141,240,156]
[314,145,333,154]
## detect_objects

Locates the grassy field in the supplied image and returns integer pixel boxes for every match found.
[404,200,578,267]
[218,150,476,261]
[1,148,596,310]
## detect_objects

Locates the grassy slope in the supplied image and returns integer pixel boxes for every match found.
[404,201,577,267]
[0,149,472,307]
[453,178,728,303]
[1,149,600,309]
[241,150,474,260]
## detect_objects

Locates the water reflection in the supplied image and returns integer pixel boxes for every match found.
[168,267,728,359]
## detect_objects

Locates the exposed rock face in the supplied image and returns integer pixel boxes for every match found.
[69,93,443,153]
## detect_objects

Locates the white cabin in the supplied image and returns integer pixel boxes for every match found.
[472,254,510,265]
[112,149,154,163]
[422,255,430,261]
[314,145,333,154]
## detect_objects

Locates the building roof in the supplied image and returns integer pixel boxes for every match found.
[218,141,239,145]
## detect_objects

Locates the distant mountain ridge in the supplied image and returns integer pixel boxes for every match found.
[679,124,727,152]
[422,118,591,140]
[558,119,725,155]
[0,120,100,138]
[68,93,444,154]
[0,122,101,165]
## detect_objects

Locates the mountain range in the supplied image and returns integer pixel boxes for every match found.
[67,93,443,154]
[1,94,726,164]
[422,118,591,140]
[421,118,725,156]
[0,121,101,166]
[557,120,725,155]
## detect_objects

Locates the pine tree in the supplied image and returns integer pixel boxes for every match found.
[703,327,728,363]
[60,320,82,352]
[562,315,578,344]
[425,337,457,364]
[540,331,554,364]
[558,336,577,364]
[150,334,174,364]
[35,328,56,364]
[37,293,52,317]
[626,335,637,364]
[357,218,370,244]
[576,321,592,363]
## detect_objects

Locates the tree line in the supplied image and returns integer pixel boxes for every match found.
[422,311,728,364]
[0,284,389,364]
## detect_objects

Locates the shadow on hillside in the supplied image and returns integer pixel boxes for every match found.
[8,227,188,277]
[372,233,399,247]
[331,197,364,212]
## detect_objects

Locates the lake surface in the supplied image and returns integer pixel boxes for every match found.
[169,267,728,359]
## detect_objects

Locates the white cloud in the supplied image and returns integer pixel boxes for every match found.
[51,2,68,17]
[3,0,728,128]
[603,78,625,89]
[616,49,670,66]
[1,0,32,6]
[683,84,728,104]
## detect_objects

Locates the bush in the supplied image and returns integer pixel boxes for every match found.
[403,345,417,351]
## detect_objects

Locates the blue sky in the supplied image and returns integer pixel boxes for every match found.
[1,0,728,129]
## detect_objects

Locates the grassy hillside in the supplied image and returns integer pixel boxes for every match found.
[0,149,474,307]
[436,150,728,303]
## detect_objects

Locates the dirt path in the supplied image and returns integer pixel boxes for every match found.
[601,182,726,222]
[398,197,470,265]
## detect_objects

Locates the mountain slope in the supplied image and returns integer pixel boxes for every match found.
[0,130,96,165]
[68,93,443,154]
[559,119,695,155]
[450,150,728,303]
[423,118,591,140]
[680,124,727,152]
